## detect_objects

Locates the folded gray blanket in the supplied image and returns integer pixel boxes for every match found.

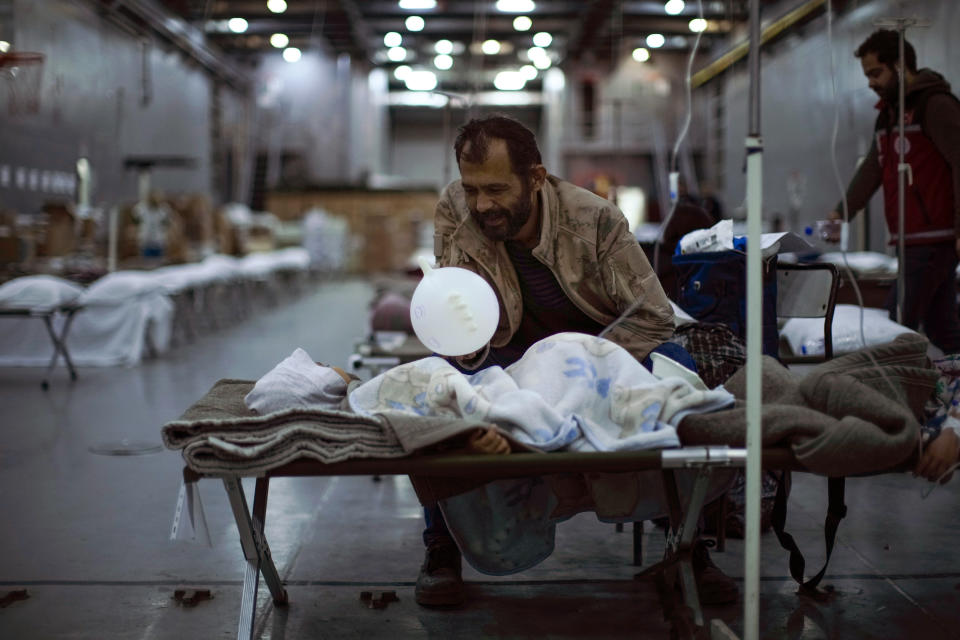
[162,379,491,476]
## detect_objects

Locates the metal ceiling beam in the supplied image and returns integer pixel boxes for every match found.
[97,0,250,90]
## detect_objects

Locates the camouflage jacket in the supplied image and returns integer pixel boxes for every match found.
[433,174,674,363]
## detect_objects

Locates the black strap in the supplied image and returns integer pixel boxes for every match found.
[771,473,847,590]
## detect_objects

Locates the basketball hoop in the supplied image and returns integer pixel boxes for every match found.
[0,52,45,115]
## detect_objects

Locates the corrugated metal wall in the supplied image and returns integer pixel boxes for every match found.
[0,0,250,214]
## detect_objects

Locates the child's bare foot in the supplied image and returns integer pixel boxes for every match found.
[467,426,511,455]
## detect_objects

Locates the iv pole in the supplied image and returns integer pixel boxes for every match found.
[873,13,930,323]
[743,0,763,638]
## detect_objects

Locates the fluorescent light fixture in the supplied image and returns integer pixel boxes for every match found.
[664,0,685,15]
[405,69,437,91]
[434,54,453,70]
[405,16,425,31]
[384,31,402,47]
[632,47,650,62]
[646,33,665,48]
[532,32,552,47]
[544,67,565,92]
[394,64,412,80]
[267,0,287,13]
[482,39,502,55]
[270,33,289,48]
[282,47,301,62]
[227,17,248,33]
[494,70,526,91]
[532,55,551,69]
[527,46,546,60]
[435,39,453,54]
[513,16,532,31]
[398,0,437,8]
[689,18,708,32]
[520,64,538,80]
[388,91,448,107]
[496,0,535,12]
[387,46,407,61]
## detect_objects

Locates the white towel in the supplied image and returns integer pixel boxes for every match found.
[244,347,347,414]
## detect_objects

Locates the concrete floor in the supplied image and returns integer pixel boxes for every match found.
[1,276,960,639]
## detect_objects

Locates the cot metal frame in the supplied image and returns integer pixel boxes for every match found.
[0,304,82,389]
[183,447,802,640]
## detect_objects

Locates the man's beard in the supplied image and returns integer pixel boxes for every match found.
[470,185,533,241]
[878,77,900,104]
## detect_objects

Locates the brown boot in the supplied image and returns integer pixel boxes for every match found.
[692,539,738,605]
[414,543,464,607]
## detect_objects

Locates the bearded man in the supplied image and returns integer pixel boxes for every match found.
[829,29,960,353]
[415,113,737,608]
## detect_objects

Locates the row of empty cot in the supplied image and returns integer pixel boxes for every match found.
[0,249,315,386]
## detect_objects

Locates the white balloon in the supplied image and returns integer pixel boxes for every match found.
[410,257,499,356]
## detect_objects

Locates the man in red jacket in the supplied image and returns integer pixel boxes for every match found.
[829,29,960,353]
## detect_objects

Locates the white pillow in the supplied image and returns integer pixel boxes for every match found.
[0,275,84,311]
[78,271,165,305]
[780,304,918,357]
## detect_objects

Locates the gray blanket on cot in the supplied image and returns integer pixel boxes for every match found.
[162,333,934,479]
[161,378,501,476]
[679,332,936,476]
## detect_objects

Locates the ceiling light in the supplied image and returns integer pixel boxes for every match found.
[405,69,437,91]
[532,55,551,69]
[270,33,289,48]
[405,16,425,31]
[384,31,402,47]
[664,0,685,15]
[434,54,453,70]
[394,65,412,80]
[387,46,407,62]
[527,46,546,60]
[689,18,708,33]
[227,17,248,33]
[435,39,453,54]
[494,70,526,91]
[520,64,538,80]
[282,47,301,63]
[632,47,650,62]
[544,67,565,91]
[398,0,437,8]
[482,39,501,55]
[532,32,552,47]
[513,16,532,31]
[646,33,665,48]
[267,0,287,13]
[496,0,535,12]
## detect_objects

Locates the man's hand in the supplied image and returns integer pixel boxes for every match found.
[450,343,490,369]
[916,428,960,483]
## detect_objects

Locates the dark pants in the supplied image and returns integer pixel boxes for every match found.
[886,242,960,353]
[422,340,697,548]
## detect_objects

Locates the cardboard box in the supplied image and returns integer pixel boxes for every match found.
[37,204,76,257]
[265,188,437,273]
